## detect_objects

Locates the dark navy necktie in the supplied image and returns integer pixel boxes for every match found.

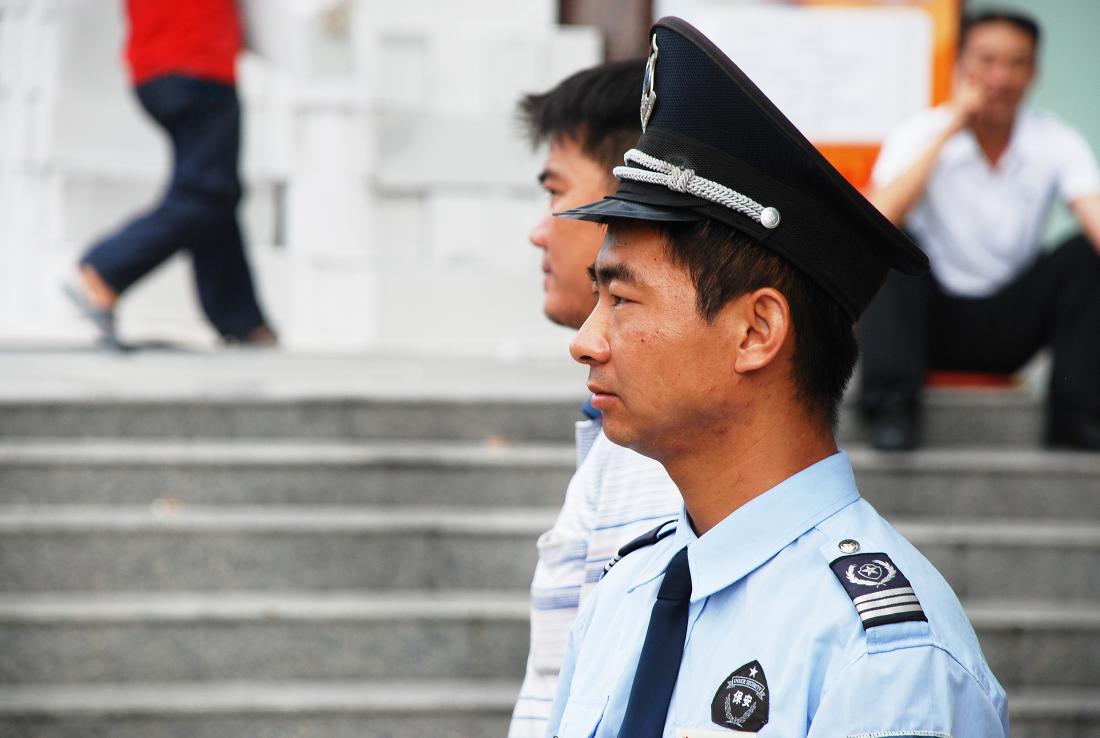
[618,546,692,738]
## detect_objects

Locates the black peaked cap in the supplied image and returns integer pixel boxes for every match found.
[558,17,928,320]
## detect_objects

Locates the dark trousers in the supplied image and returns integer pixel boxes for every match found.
[82,75,267,340]
[859,234,1100,424]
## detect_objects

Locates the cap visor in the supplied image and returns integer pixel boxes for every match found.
[556,196,705,224]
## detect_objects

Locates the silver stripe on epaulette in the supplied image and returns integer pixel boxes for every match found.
[613,148,781,229]
[860,603,925,621]
[856,594,921,613]
[852,586,916,605]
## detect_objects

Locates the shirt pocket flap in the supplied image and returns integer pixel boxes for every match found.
[556,695,609,738]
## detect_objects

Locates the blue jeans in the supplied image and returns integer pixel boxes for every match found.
[82,74,267,339]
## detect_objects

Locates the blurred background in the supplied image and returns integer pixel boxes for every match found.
[1,1,1098,737]
[1,0,1095,355]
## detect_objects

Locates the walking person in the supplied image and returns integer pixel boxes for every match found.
[67,0,275,348]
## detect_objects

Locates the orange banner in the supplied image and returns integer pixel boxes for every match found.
[800,0,959,190]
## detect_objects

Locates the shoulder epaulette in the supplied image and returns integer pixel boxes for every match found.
[601,520,677,579]
[829,552,927,629]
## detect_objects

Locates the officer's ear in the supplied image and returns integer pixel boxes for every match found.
[730,287,791,374]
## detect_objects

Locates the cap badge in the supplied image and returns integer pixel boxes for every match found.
[710,660,770,732]
[640,34,659,132]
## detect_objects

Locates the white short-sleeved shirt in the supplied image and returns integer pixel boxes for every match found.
[507,417,682,737]
[546,452,1009,738]
[872,106,1100,297]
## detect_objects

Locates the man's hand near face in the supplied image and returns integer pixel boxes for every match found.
[869,74,987,227]
[947,74,985,134]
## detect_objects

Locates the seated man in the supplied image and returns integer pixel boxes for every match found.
[546,17,1007,738]
[508,61,682,737]
[860,8,1100,450]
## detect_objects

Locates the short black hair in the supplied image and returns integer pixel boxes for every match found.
[960,8,1041,53]
[617,218,857,430]
[519,59,645,171]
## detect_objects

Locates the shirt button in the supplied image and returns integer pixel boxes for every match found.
[838,539,860,554]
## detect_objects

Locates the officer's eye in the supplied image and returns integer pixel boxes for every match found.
[611,294,630,307]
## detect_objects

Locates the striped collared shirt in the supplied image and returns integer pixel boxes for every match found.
[508,415,681,737]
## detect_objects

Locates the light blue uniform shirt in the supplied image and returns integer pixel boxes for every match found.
[546,451,1008,738]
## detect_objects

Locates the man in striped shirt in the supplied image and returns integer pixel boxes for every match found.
[508,61,682,737]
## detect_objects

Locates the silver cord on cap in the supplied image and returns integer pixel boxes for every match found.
[613,148,781,230]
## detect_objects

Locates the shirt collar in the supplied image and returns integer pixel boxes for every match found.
[627,451,860,602]
[941,128,981,167]
[942,110,1030,172]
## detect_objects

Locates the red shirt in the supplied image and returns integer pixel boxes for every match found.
[124,0,242,85]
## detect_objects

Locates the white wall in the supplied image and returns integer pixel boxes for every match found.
[0,0,601,355]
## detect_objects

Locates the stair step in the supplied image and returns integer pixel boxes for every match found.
[851,446,1100,518]
[2,440,1098,518]
[0,593,1097,686]
[1009,686,1100,737]
[0,681,1093,738]
[0,397,582,443]
[841,390,1043,447]
[967,600,1100,688]
[899,519,1100,598]
[0,389,1044,446]
[0,680,516,738]
[0,506,552,592]
[0,591,529,683]
[0,508,1096,597]
[0,440,575,507]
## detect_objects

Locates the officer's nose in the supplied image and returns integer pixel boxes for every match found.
[570,301,610,366]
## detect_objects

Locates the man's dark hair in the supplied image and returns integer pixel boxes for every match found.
[623,219,858,430]
[519,59,645,171]
[960,8,1041,53]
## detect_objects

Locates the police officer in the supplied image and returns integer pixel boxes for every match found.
[544,17,1007,738]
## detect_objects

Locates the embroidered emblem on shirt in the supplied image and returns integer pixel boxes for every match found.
[829,552,928,629]
[845,558,896,588]
[710,660,769,732]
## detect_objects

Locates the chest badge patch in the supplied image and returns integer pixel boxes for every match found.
[710,660,769,732]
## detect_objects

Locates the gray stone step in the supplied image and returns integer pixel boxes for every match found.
[0,506,549,592]
[3,441,1098,519]
[0,389,1043,447]
[841,389,1044,447]
[0,440,575,507]
[0,680,516,738]
[0,397,581,443]
[1,593,1097,688]
[907,519,1100,599]
[851,446,1100,519]
[0,507,1096,598]
[0,591,529,684]
[1009,687,1100,738]
[968,600,1100,688]
[0,681,1093,738]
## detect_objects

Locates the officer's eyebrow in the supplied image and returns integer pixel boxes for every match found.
[588,261,641,288]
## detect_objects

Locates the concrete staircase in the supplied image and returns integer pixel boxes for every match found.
[1,387,1098,736]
